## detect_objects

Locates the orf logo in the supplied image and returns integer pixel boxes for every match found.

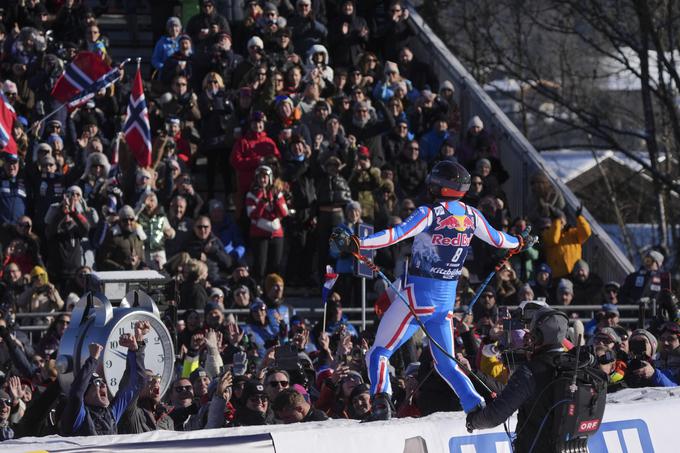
[435,215,472,232]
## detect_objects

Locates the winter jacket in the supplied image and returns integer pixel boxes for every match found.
[152,36,179,70]
[316,174,352,208]
[230,131,281,199]
[394,154,427,199]
[137,209,174,253]
[281,156,316,224]
[0,168,27,225]
[348,167,381,222]
[61,345,145,436]
[542,216,592,279]
[288,14,328,57]
[232,407,276,426]
[44,203,90,280]
[245,187,289,238]
[243,322,279,357]
[185,11,231,48]
[96,224,146,271]
[328,9,368,68]
[118,397,175,434]
[183,233,233,282]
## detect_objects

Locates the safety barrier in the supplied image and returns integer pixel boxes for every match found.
[3,388,676,453]
[405,3,635,284]
[12,304,645,343]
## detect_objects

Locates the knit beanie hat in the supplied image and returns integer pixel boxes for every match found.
[573,259,590,275]
[631,329,658,356]
[264,273,284,293]
[468,115,483,130]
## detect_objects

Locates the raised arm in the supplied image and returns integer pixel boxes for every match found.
[470,207,520,250]
[110,321,150,422]
[61,343,102,435]
[360,206,433,250]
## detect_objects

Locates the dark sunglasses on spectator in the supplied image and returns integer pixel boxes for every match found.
[0,398,11,406]
[269,380,289,388]
[248,395,267,403]
[597,350,616,365]
[175,385,193,392]
[92,378,107,388]
[19,222,31,228]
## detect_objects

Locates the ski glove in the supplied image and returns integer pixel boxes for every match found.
[514,225,538,252]
[330,225,360,256]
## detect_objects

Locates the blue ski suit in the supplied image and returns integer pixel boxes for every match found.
[360,200,520,412]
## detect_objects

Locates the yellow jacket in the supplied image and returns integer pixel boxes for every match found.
[542,215,591,278]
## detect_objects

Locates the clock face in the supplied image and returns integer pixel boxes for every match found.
[101,312,174,397]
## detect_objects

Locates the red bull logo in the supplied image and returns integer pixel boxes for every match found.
[435,215,474,232]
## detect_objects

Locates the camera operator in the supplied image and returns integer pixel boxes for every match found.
[466,307,601,452]
[624,329,676,388]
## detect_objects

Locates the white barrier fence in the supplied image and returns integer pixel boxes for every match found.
[5,388,678,453]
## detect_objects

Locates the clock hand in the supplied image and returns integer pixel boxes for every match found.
[109,349,127,360]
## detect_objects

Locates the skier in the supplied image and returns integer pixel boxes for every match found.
[330,161,535,420]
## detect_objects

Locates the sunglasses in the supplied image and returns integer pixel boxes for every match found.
[248,395,267,403]
[196,225,210,229]
[92,378,107,388]
[0,398,11,406]
[269,380,289,388]
[19,222,31,228]
[175,385,193,392]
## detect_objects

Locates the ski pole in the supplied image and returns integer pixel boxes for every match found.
[350,251,497,398]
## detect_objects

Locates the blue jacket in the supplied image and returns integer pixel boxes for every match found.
[243,322,279,357]
[152,36,179,70]
[419,129,450,163]
[326,316,358,337]
[61,345,145,436]
[0,170,27,225]
[214,215,246,261]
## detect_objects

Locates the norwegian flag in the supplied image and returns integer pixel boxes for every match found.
[51,52,113,106]
[123,67,152,167]
[322,265,339,306]
[0,92,17,155]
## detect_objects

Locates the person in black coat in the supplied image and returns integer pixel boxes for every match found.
[233,381,276,426]
[328,0,369,68]
[466,308,604,452]
[394,140,427,200]
[182,216,232,284]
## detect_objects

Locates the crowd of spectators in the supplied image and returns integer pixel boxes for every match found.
[0,0,677,443]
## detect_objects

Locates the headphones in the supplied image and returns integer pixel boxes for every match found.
[530,309,569,346]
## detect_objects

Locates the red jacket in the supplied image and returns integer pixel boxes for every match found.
[245,187,288,238]
[230,131,280,199]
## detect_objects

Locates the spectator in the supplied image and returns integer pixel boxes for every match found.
[44,186,90,289]
[95,206,145,271]
[184,216,232,284]
[419,115,450,164]
[0,389,14,441]
[315,156,352,276]
[542,207,592,279]
[242,299,279,357]
[118,370,174,433]
[328,0,369,68]
[288,0,328,57]
[137,192,175,270]
[655,322,680,384]
[230,111,281,214]
[60,323,148,436]
[272,388,328,423]
[152,17,182,72]
[263,273,295,333]
[165,195,193,259]
[233,380,275,426]
[603,281,620,305]
[245,165,289,283]
[394,140,427,199]
[529,263,554,304]
[527,170,565,226]
[0,152,27,225]
[620,250,665,305]
[348,146,381,224]
[568,259,603,305]
[185,0,231,51]
[208,199,246,266]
